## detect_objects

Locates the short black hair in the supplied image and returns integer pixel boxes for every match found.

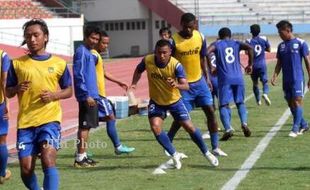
[276,20,293,32]
[155,39,171,49]
[84,25,101,38]
[159,27,171,36]
[180,13,196,24]
[100,30,109,37]
[250,24,260,36]
[22,18,49,47]
[218,27,231,39]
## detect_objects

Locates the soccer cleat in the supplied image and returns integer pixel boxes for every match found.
[212,148,228,157]
[262,94,271,106]
[299,126,309,134]
[115,144,135,155]
[220,129,234,141]
[205,151,219,167]
[74,157,97,168]
[202,131,210,139]
[288,131,298,138]
[241,124,251,137]
[172,152,182,169]
[0,169,11,184]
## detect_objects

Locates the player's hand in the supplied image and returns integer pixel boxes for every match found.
[18,81,31,93]
[40,90,57,103]
[207,78,213,92]
[245,65,252,75]
[86,97,96,107]
[167,77,177,88]
[129,84,137,91]
[271,75,277,86]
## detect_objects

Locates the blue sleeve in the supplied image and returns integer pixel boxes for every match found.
[73,48,89,99]
[200,38,207,57]
[6,61,18,87]
[276,44,281,59]
[59,65,72,89]
[265,39,271,49]
[136,59,146,73]
[175,63,186,79]
[93,54,98,65]
[1,52,10,72]
[301,41,309,57]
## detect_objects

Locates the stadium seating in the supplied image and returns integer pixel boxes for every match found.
[170,0,310,25]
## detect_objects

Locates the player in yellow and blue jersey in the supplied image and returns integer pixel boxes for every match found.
[207,27,254,141]
[246,24,271,106]
[130,39,219,169]
[271,20,310,137]
[6,19,72,190]
[92,31,135,155]
[167,13,227,157]
[0,50,10,185]
[73,25,101,168]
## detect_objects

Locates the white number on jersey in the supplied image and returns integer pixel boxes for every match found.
[254,44,262,57]
[225,47,235,64]
[210,54,216,67]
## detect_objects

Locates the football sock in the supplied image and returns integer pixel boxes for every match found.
[155,131,176,155]
[220,105,231,131]
[189,128,208,154]
[253,85,260,102]
[22,173,40,190]
[43,167,59,190]
[0,144,8,177]
[292,106,303,132]
[106,120,121,148]
[236,103,248,125]
[210,132,219,150]
[76,152,87,162]
[262,81,269,95]
[301,117,308,128]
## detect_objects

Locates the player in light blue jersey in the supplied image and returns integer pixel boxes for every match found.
[246,24,271,106]
[207,27,254,141]
[271,20,310,137]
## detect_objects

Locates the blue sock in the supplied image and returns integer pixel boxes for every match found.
[262,82,269,94]
[167,122,181,142]
[0,144,8,177]
[155,131,176,155]
[189,128,208,154]
[292,106,303,132]
[253,85,260,102]
[210,132,219,150]
[236,103,247,125]
[220,105,231,131]
[301,117,308,128]
[43,167,59,190]
[106,120,121,148]
[22,173,40,190]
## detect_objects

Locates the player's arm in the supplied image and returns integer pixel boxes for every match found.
[1,53,10,120]
[301,43,310,88]
[240,42,254,74]
[167,62,189,90]
[130,59,146,90]
[104,69,128,90]
[265,39,271,52]
[271,59,282,86]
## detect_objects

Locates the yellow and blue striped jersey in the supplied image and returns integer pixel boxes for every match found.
[91,49,106,97]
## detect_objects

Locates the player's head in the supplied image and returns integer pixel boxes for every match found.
[159,27,172,40]
[96,30,110,53]
[84,25,101,49]
[22,18,49,54]
[250,24,260,37]
[218,27,231,39]
[155,39,172,64]
[276,20,293,41]
[180,13,196,37]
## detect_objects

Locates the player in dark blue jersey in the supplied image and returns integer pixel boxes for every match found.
[271,20,310,137]
[246,24,271,106]
[207,27,254,141]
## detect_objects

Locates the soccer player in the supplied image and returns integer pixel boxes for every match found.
[167,13,226,156]
[246,24,271,106]
[271,20,310,137]
[0,49,10,184]
[207,27,254,141]
[6,19,72,190]
[73,25,100,167]
[92,30,135,154]
[130,39,219,169]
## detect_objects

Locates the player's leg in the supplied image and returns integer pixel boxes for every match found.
[260,68,271,105]
[98,97,135,154]
[0,104,9,184]
[233,84,251,137]
[251,70,261,105]
[75,101,99,167]
[38,122,61,190]
[17,128,40,190]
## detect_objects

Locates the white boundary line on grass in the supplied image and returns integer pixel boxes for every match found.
[221,89,308,190]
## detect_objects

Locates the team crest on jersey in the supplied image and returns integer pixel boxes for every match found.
[280,43,286,50]
[293,43,299,49]
[48,67,54,73]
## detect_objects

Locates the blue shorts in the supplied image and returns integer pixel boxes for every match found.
[148,99,190,121]
[16,122,61,159]
[0,102,8,136]
[180,77,213,111]
[283,81,304,100]
[97,96,114,118]
[218,84,245,106]
[251,66,268,84]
